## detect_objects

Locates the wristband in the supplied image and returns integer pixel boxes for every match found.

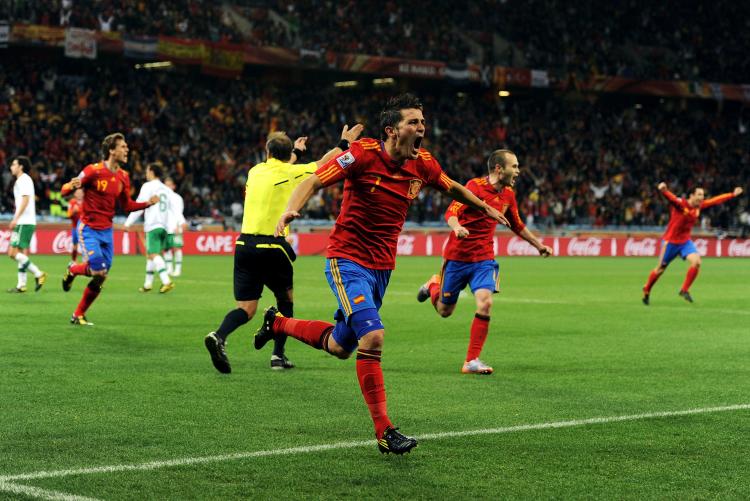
[337,139,350,151]
[292,148,304,159]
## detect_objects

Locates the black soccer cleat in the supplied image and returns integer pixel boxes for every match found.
[416,274,439,303]
[377,426,418,455]
[7,286,27,293]
[642,291,650,305]
[204,332,231,374]
[254,306,280,350]
[62,263,75,292]
[270,354,294,370]
[679,290,694,303]
[70,314,94,326]
[35,272,48,292]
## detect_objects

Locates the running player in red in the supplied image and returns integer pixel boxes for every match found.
[255,94,508,455]
[67,188,84,262]
[61,133,158,325]
[417,149,552,375]
[642,182,743,304]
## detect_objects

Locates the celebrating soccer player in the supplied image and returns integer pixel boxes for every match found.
[61,133,159,325]
[642,182,744,304]
[256,94,509,455]
[417,149,552,375]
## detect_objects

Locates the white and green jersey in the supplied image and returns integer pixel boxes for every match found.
[13,172,36,225]
[167,190,185,234]
[124,179,172,232]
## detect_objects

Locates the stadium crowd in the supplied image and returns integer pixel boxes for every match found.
[1,60,748,233]
[3,1,749,83]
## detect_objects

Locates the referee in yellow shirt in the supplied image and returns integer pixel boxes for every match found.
[205,124,363,373]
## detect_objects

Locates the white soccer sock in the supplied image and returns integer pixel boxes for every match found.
[15,253,28,287]
[174,249,183,274]
[152,255,171,285]
[144,259,155,288]
[15,252,42,278]
[164,250,174,274]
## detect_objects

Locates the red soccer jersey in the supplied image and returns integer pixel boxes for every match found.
[443,177,526,262]
[661,189,736,244]
[315,138,453,270]
[62,161,149,230]
[68,198,82,227]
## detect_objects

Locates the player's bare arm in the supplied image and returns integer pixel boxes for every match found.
[9,195,30,230]
[315,124,364,168]
[275,174,325,236]
[518,227,553,257]
[446,180,510,227]
[447,216,469,238]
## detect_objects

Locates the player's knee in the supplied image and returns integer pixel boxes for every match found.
[88,274,106,292]
[437,304,454,318]
[8,248,17,258]
[358,329,384,351]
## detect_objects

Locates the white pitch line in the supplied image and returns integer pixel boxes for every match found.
[1,403,748,484]
[0,480,101,501]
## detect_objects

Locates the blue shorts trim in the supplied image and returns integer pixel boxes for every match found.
[440,259,499,305]
[80,223,114,272]
[71,226,79,246]
[661,240,698,267]
[326,258,391,353]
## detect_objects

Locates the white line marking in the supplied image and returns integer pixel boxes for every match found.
[0,480,101,501]
[2,403,748,483]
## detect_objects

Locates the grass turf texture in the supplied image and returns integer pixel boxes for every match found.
[1,255,749,499]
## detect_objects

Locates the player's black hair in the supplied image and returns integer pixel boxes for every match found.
[101,132,125,159]
[14,156,31,172]
[487,149,516,173]
[266,132,293,161]
[689,186,705,196]
[379,93,423,140]
[147,163,163,179]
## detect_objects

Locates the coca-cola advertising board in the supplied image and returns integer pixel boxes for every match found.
[9,230,750,257]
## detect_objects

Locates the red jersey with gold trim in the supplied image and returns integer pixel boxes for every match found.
[444,177,525,262]
[63,161,149,230]
[68,198,83,228]
[661,189,736,244]
[315,138,453,270]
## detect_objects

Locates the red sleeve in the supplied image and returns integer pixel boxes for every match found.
[314,141,366,187]
[701,192,735,209]
[422,155,453,192]
[507,192,526,234]
[445,178,479,222]
[661,189,684,209]
[118,172,150,213]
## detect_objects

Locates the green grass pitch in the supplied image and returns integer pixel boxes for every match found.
[1,255,749,499]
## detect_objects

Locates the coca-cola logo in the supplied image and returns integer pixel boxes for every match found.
[0,231,10,253]
[52,231,73,254]
[567,237,602,256]
[624,238,657,256]
[507,236,540,256]
[196,235,235,253]
[728,239,750,257]
[693,239,708,256]
[397,235,415,255]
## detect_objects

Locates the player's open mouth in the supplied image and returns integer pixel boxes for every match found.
[412,136,423,155]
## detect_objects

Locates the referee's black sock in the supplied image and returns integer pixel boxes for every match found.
[273,301,293,357]
[216,308,250,342]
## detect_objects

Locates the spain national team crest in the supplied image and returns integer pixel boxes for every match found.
[407,179,423,199]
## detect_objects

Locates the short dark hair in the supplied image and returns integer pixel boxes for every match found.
[101,132,125,159]
[147,162,163,179]
[379,93,423,140]
[266,132,293,161]
[690,186,705,196]
[14,156,31,172]
[487,149,516,173]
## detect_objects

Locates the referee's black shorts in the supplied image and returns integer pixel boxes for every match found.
[233,234,297,301]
